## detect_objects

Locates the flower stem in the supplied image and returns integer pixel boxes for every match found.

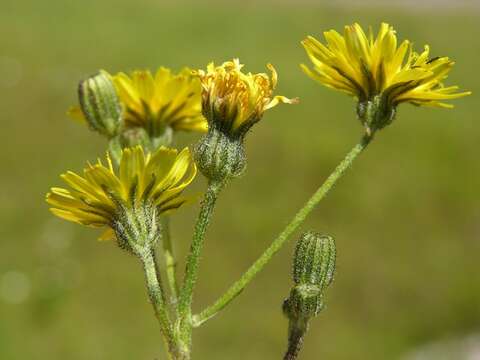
[193,134,373,326]
[160,217,179,308]
[283,321,308,360]
[140,248,177,357]
[177,180,225,341]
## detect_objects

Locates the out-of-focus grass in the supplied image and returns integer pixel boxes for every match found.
[1,1,479,359]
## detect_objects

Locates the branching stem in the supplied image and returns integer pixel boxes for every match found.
[193,134,372,326]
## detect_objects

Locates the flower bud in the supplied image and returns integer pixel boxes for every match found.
[293,232,336,290]
[194,126,246,182]
[357,95,396,135]
[282,232,336,360]
[283,284,323,321]
[78,70,122,138]
[284,233,336,320]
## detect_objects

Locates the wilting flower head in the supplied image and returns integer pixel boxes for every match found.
[196,59,297,138]
[302,23,471,132]
[193,59,297,182]
[69,68,207,138]
[46,146,196,251]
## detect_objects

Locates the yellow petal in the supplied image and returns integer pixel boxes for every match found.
[98,228,116,241]
[67,106,86,124]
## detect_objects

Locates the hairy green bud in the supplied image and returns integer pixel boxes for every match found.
[283,232,336,360]
[293,232,336,290]
[78,70,122,138]
[283,284,323,320]
[194,126,246,182]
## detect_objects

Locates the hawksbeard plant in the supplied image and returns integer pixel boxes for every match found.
[46,23,470,360]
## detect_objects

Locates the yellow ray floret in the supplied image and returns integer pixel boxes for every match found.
[301,23,471,108]
[46,146,196,237]
[69,68,207,134]
[196,59,298,134]
[114,67,207,133]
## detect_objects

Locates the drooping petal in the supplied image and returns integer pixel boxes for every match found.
[46,145,197,239]
[301,23,470,107]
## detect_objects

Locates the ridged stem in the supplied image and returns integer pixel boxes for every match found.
[283,321,308,360]
[177,180,225,346]
[193,134,372,326]
[140,248,177,358]
[161,217,179,310]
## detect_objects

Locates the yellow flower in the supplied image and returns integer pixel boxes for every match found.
[114,67,207,134]
[69,68,207,136]
[196,59,298,136]
[301,23,471,109]
[46,146,196,241]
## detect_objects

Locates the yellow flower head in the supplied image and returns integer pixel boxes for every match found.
[69,68,207,136]
[46,146,196,242]
[196,59,298,137]
[302,23,471,110]
[114,68,207,134]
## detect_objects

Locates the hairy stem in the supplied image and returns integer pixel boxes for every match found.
[177,180,225,342]
[141,248,177,358]
[193,134,372,326]
[283,323,308,360]
[161,217,179,309]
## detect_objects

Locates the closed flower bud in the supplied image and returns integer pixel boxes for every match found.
[78,70,122,138]
[293,232,336,291]
[283,284,323,320]
[283,232,336,360]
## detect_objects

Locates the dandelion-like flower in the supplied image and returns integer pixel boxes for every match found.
[302,23,471,133]
[114,68,207,134]
[194,59,297,182]
[46,146,196,251]
[196,59,297,137]
[69,68,207,137]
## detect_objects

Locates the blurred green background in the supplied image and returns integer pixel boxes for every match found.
[1,0,479,359]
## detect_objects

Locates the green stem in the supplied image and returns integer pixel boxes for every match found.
[193,134,372,326]
[140,248,177,358]
[284,321,308,360]
[108,137,122,166]
[161,217,179,308]
[177,180,225,341]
